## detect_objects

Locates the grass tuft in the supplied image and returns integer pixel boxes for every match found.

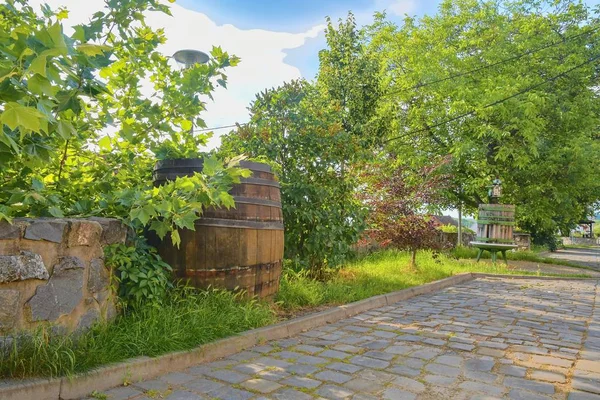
[451,246,594,270]
[276,249,589,310]
[0,287,275,379]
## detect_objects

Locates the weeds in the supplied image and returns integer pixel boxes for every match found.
[0,288,275,379]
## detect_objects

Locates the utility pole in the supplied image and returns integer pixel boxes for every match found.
[458,202,463,247]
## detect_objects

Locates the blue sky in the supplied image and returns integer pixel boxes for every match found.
[178,0,443,78]
[178,0,600,79]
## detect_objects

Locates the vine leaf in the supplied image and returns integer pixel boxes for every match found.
[1,102,47,133]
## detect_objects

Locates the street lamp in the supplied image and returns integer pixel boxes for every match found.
[172,49,209,68]
[172,49,209,133]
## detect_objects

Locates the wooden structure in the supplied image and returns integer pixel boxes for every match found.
[150,159,284,299]
[476,204,515,244]
[472,203,517,263]
[578,219,595,238]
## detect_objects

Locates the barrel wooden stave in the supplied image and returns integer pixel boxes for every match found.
[151,160,284,299]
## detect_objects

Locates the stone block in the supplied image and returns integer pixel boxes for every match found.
[0,290,20,330]
[88,258,110,295]
[530,370,566,383]
[240,378,282,393]
[0,378,61,400]
[0,251,48,282]
[0,221,24,239]
[88,217,128,245]
[576,360,600,374]
[382,388,416,400]
[67,220,102,247]
[24,220,67,243]
[27,256,85,322]
[77,308,100,331]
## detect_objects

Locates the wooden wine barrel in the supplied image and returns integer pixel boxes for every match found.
[476,204,515,244]
[153,158,204,187]
[149,159,284,299]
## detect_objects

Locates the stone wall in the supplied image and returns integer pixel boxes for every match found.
[0,218,127,335]
[513,232,531,251]
[562,237,600,246]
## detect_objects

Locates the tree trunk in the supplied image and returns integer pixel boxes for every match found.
[410,249,417,269]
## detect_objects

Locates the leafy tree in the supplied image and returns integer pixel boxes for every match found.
[220,80,366,274]
[316,13,387,149]
[368,0,600,242]
[363,159,449,267]
[0,0,245,247]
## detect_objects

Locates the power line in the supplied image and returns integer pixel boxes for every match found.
[196,28,599,135]
[385,26,599,96]
[195,123,246,132]
[384,53,600,143]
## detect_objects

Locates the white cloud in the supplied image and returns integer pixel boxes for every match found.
[27,0,324,149]
[374,0,417,16]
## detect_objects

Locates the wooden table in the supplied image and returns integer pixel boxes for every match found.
[470,242,519,264]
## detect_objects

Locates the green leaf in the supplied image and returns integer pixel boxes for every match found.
[130,205,155,226]
[77,43,111,57]
[1,102,46,133]
[174,211,197,230]
[31,178,44,191]
[56,9,69,20]
[98,136,111,151]
[170,229,181,247]
[29,55,47,77]
[47,23,67,51]
[72,25,86,42]
[202,156,220,176]
[219,192,235,209]
[180,119,192,131]
[0,132,20,153]
[28,75,56,96]
[149,220,170,239]
[56,121,76,139]
[48,206,64,217]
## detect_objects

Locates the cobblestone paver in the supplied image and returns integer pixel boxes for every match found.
[544,247,600,271]
[87,277,600,399]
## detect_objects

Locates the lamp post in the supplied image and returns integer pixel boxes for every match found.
[172,49,209,133]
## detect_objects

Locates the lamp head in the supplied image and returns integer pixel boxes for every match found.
[172,49,209,67]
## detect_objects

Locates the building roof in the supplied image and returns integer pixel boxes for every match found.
[432,215,458,227]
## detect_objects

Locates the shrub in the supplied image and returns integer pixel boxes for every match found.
[104,238,172,309]
[438,224,475,234]
[363,160,450,267]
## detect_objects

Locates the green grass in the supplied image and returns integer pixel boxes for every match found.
[2,249,590,380]
[0,288,275,379]
[451,246,594,270]
[275,249,590,311]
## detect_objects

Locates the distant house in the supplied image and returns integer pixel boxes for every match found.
[431,215,458,227]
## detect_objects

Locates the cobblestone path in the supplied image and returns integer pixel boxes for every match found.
[544,247,600,271]
[90,277,600,400]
